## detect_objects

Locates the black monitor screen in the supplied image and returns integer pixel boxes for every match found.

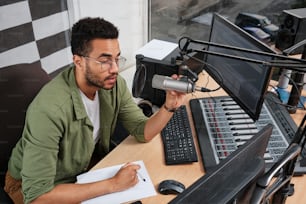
[204,13,275,120]
[169,124,273,204]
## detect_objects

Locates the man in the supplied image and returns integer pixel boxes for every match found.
[4,17,185,203]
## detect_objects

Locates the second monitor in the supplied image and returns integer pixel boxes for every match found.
[203,13,276,121]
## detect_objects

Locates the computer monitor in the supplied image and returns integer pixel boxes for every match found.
[169,124,273,204]
[203,13,276,120]
[132,53,179,106]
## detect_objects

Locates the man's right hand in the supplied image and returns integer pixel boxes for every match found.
[109,162,141,192]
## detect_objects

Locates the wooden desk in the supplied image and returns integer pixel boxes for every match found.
[92,73,306,203]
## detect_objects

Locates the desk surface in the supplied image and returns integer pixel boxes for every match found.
[92,73,306,204]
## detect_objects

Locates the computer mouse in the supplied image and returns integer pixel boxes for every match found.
[158,179,185,195]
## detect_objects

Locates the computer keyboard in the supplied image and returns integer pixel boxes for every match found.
[161,105,198,165]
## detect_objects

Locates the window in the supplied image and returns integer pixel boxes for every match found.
[149,0,303,44]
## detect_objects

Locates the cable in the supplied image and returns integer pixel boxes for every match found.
[184,53,223,93]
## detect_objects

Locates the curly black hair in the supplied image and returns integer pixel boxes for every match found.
[71,17,119,56]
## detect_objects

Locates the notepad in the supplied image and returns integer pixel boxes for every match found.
[77,160,156,204]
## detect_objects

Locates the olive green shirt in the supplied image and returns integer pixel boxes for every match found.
[8,66,148,203]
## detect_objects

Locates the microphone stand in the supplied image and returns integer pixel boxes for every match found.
[287,45,306,113]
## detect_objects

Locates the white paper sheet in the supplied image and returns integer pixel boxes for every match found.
[77,160,156,204]
[135,39,178,60]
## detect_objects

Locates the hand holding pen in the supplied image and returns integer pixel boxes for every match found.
[109,162,140,192]
[122,162,146,182]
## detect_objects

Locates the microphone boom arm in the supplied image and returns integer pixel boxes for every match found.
[179,37,306,72]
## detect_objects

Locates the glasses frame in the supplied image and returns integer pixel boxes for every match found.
[82,55,127,71]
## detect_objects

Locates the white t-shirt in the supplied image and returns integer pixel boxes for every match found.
[79,90,100,143]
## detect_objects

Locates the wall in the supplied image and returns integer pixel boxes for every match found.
[0,0,148,85]
[0,1,72,73]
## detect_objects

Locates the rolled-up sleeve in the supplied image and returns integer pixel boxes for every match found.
[21,108,62,203]
[8,67,95,204]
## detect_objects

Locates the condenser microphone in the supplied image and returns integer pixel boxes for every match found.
[152,75,195,93]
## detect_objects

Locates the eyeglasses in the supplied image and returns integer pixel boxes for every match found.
[83,55,127,71]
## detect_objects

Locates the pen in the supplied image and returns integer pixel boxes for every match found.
[137,172,146,182]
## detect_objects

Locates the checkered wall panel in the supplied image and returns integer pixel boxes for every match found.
[0,0,73,74]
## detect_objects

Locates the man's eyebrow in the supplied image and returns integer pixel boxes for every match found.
[98,53,121,58]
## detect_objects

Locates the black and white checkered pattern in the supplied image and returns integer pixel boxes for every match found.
[0,0,72,74]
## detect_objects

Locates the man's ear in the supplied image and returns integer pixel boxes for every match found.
[73,55,83,67]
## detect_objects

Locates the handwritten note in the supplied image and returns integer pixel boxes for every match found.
[77,160,156,204]
[135,39,178,60]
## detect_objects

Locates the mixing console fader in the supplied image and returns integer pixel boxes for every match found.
[190,92,306,175]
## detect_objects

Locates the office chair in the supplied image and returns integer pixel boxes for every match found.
[0,63,51,203]
[250,143,301,204]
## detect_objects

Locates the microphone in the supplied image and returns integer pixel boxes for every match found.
[152,75,194,93]
[152,75,209,93]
